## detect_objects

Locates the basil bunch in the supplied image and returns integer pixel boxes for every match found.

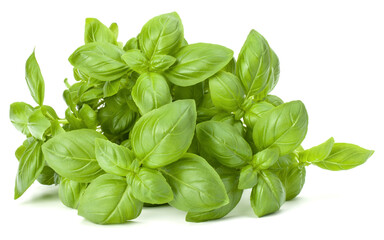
[10,12,374,224]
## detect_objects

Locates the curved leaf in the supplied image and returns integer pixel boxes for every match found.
[25,50,45,105]
[59,178,87,209]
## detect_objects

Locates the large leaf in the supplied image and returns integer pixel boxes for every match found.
[165,43,233,86]
[25,50,45,106]
[14,139,44,199]
[59,178,88,209]
[131,72,172,115]
[10,102,34,136]
[253,101,308,155]
[139,12,184,59]
[161,153,229,212]
[299,137,335,163]
[196,121,251,168]
[313,143,374,171]
[68,42,129,81]
[131,100,196,168]
[84,18,117,45]
[250,170,285,217]
[78,174,143,224]
[42,129,107,182]
[278,164,306,201]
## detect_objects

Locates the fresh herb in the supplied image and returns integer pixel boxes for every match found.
[10,12,374,224]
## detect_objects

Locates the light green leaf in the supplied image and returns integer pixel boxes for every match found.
[238,165,258,189]
[84,18,117,45]
[69,42,129,81]
[14,139,44,199]
[313,143,374,171]
[42,129,107,182]
[25,50,45,106]
[252,148,280,170]
[243,101,274,128]
[196,121,251,168]
[27,108,51,140]
[131,100,196,168]
[103,80,120,98]
[131,72,172,115]
[278,164,306,201]
[149,54,176,72]
[95,138,135,176]
[253,101,308,155]
[299,137,335,163]
[161,153,229,212]
[59,178,87,209]
[165,43,233,86]
[123,37,138,51]
[127,168,173,204]
[10,102,34,136]
[209,71,245,113]
[250,170,285,217]
[78,174,143,224]
[139,12,184,59]
[265,94,284,106]
[121,49,149,74]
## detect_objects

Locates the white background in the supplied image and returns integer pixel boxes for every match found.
[0,0,383,239]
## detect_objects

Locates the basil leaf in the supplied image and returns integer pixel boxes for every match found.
[278,164,306,201]
[149,54,176,72]
[84,18,117,45]
[250,170,285,217]
[79,87,104,102]
[25,50,45,106]
[95,138,135,176]
[37,166,57,185]
[109,22,119,40]
[313,143,374,171]
[123,37,138,51]
[131,72,172,115]
[78,174,143,224]
[209,71,245,113]
[265,94,284,106]
[238,165,258,189]
[253,101,308,155]
[196,92,220,122]
[65,108,86,130]
[252,148,280,170]
[243,101,274,128]
[127,168,173,204]
[299,137,335,163]
[78,104,98,129]
[211,113,245,137]
[131,100,196,168]
[98,89,138,136]
[121,49,149,74]
[140,12,184,59]
[165,43,233,86]
[42,129,107,182]
[14,139,44,199]
[59,178,87,209]
[196,121,251,168]
[10,102,34,136]
[236,30,270,99]
[173,82,204,106]
[68,42,129,81]
[27,108,51,141]
[186,167,243,222]
[161,153,229,212]
[222,57,236,74]
[103,80,120,98]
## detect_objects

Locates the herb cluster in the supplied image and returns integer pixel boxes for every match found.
[10,12,373,224]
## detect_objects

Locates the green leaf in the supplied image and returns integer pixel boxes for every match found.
[139,12,184,59]
[265,95,284,106]
[161,153,229,212]
[25,50,45,106]
[196,121,251,168]
[78,174,143,224]
[14,139,44,199]
[211,113,245,137]
[37,166,58,185]
[252,148,280,170]
[165,43,233,86]
[131,72,172,115]
[186,167,243,222]
[103,80,120,98]
[222,57,236,74]
[42,129,107,182]
[121,49,149,74]
[196,92,220,122]
[253,101,308,155]
[127,168,173,204]
[109,22,119,40]
[209,71,245,113]
[238,165,258,189]
[84,18,117,45]
[243,101,274,128]
[278,164,306,201]
[79,87,104,102]
[299,137,335,163]
[149,54,176,72]
[59,178,87,209]
[123,37,138,51]
[98,89,138,136]
[95,138,135,176]
[131,100,196,168]
[68,42,129,81]
[313,143,374,171]
[27,108,51,141]
[78,104,98,129]
[173,82,204,106]
[236,30,271,99]
[10,102,34,136]
[250,170,285,217]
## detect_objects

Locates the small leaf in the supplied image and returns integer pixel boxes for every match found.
[299,137,334,163]
[10,102,34,136]
[27,108,51,141]
[238,165,258,189]
[123,37,138,51]
[84,18,117,45]
[121,49,149,74]
[25,50,45,106]
[243,101,274,128]
[59,178,88,209]
[149,54,176,72]
[252,148,280,170]
[103,80,120,98]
